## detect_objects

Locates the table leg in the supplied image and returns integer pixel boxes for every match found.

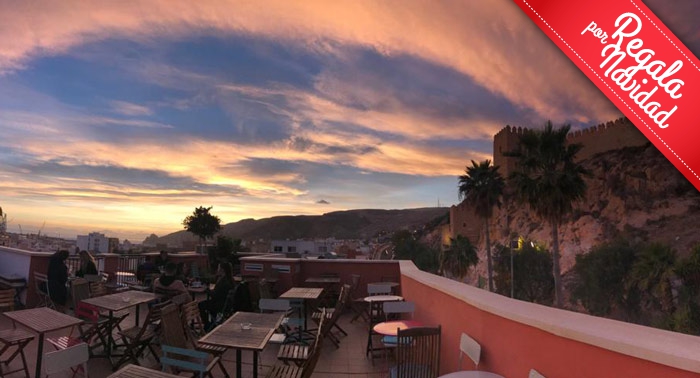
[253,351,258,378]
[34,332,44,378]
[236,349,242,378]
[106,310,114,357]
[135,304,140,326]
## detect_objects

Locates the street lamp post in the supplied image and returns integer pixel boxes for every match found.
[510,240,518,298]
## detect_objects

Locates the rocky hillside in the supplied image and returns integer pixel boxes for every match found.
[466,143,700,283]
[151,207,449,247]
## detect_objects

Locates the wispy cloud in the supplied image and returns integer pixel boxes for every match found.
[110,100,153,116]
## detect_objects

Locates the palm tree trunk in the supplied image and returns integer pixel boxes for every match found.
[551,221,563,308]
[485,219,493,292]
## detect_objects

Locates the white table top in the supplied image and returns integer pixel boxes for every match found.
[439,371,505,378]
[363,295,403,302]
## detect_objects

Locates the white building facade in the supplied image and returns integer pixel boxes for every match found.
[76,232,112,254]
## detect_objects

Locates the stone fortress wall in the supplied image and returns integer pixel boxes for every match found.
[493,117,648,177]
[452,117,650,244]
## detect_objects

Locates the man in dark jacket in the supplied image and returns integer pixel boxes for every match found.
[47,250,69,309]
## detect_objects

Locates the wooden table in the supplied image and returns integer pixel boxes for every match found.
[373,320,424,336]
[3,307,83,378]
[82,290,160,365]
[108,364,181,378]
[199,311,284,378]
[280,287,323,338]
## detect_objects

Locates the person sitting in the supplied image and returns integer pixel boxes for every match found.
[153,262,188,298]
[76,250,98,278]
[136,256,157,283]
[198,262,235,327]
[154,250,170,271]
[47,250,70,311]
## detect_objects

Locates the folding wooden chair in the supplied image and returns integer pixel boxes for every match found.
[308,284,350,347]
[159,303,220,378]
[180,300,229,378]
[47,279,109,356]
[391,326,441,378]
[0,328,34,378]
[34,272,55,309]
[114,301,167,369]
[268,309,327,377]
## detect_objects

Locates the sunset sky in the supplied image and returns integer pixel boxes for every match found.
[0,1,698,241]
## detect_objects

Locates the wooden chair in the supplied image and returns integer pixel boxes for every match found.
[0,288,14,312]
[259,279,273,300]
[114,301,167,369]
[309,284,350,347]
[34,272,54,308]
[47,279,111,356]
[159,303,220,378]
[43,342,89,378]
[349,274,368,323]
[391,326,441,378]
[267,309,327,378]
[0,328,34,377]
[180,300,229,377]
[89,281,107,297]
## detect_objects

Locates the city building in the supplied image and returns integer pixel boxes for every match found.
[76,232,117,254]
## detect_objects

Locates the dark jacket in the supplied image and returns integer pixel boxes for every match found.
[47,254,68,305]
[76,260,98,278]
[211,277,234,311]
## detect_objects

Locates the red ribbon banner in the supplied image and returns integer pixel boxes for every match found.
[513,0,700,191]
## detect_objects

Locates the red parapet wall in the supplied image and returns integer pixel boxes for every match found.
[400,261,700,377]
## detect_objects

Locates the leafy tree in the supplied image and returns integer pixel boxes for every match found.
[627,243,677,314]
[571,239,640,320]
[441,235,479,279]
[392,230,439,273]
[493,240,554,304]
[183,206,222,254]
[458,160,505,292]
[508,122,588,307]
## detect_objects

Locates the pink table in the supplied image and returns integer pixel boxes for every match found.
[373,320,424,336]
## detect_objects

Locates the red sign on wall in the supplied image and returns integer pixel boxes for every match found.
[513,0,700,191]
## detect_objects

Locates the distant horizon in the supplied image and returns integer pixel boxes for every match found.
[1,1,696,244]
[2,205,451,242]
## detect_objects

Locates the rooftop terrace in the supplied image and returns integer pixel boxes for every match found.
[1,246,700,377]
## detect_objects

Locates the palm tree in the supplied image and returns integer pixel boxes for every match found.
[458,160,505,292]
[509,121,588,308]
[441,235,479,280]
[627,243,677,313]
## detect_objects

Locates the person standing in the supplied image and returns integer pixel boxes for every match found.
[47,250,70,310]
[76,250,98,278]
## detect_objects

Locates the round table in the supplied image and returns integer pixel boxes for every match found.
[438,372,505,378]
[373,320,424,336]
[363,295,403,303]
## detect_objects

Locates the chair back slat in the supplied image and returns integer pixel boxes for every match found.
[459,332,481,369]
[396,326,441,378]
[89,282,107,297]
[71,278,91,303]
[383,301,415,319]
[367,283,391,296]
[181,300,206,339]
[75,301,100,322]
[0,288,15,311]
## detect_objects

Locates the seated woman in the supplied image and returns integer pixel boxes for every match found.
[153,262,188,298]
[76,250,98,278]
[199,262,235,326]
[47,250,70,311]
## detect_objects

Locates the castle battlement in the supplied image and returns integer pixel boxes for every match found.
[493,117,647,177]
